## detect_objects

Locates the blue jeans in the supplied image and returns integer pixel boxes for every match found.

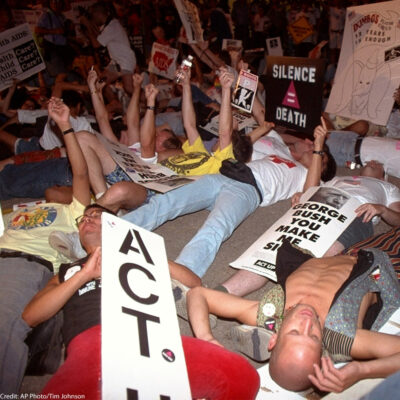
[0,158,72,200]
[0,256,53,393]
[123,175,260,277]
[326,131,358,167]
[15,137,42,155]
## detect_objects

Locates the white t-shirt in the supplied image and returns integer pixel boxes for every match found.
[248,131,307,207]
[324,176,400,207]
[361,137,400,178]
[17,109,48,124]
[39,116,94,150]
[97,19,136,72]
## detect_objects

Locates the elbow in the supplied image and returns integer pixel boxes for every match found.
[22,309,39,328]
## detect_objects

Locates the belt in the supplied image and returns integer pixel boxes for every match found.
[0,250,53,272]
[354,137,363,166]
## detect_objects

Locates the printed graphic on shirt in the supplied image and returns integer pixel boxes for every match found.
[160,152,210,175]
[8,207,57,230]
[268,155,296,168]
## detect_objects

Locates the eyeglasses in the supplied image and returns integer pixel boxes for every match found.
[75,209,104,226]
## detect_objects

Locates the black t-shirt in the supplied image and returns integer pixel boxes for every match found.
[58,256,101,347]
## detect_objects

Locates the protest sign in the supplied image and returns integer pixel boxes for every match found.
[174,0,204,43]
[232,69,259,113]
[264,56,325,133]
[200,111,257,136]
[156,82,174,102]
[0,205,4,237]
[266,37,283,56]
[101,214,191,399]
[0,24,45,91]
[96,133,195,193]
[222,39,243,51]
[288,16,314,45]
[325,0,400,126]
[231,186,361,281]
[148,43,179,80]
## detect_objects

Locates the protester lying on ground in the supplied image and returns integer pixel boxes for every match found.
[0,97,91,394]
[22,204,260,400]
[220,159,400,297]
[184,239,400,393]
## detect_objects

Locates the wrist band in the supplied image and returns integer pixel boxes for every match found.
[146,106,156,111]
[90,90,97,95]
[62,128,74,136]
[312,150,324,156]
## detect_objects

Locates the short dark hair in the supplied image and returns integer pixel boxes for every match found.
[84,203,117,216]
[62,90,83,108]
[232,130,253,163]
[321,145,336,182]
[162,131,183,150]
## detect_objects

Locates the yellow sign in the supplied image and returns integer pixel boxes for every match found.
[288,17,314,44]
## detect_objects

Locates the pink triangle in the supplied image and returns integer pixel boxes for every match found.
[282,81,300,109]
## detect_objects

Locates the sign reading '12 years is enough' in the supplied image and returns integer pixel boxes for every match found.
[264,56,325,133]
[0,23,45,91]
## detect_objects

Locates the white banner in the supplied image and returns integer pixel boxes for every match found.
[0,24,45,91]
[97,134,195,193]
[200,111,257,136]
[174,0,204,43]
[222,39,243,51]
[231,186,361,281]
[101,214,191,399]
[232,69,259,113]
[266,37,283,56]
[325,0,400,126]
[148,43,179,80]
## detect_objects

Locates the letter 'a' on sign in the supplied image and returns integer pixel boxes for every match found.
[282,81,300,109]
[101,213,192,399]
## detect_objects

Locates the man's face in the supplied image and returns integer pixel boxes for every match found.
[77,207,104,248]
[360,160,385,180]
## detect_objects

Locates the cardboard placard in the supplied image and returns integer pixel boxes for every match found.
[174,0,204,43]
[222,38,243,51]
[266,37,283,56]
[101,214,192,399]
[325,0,400,126]
[96,133,195,193]
[232,69,259,113]
[231,186,361,281]
[288,16,314,45]
[264,56,325,133]
[0,24,45,91]
[148,43,179,80]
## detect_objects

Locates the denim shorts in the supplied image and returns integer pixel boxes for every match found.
[15,137,43,155]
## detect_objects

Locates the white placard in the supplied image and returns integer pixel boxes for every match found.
[101,214,192,399]
[96,133,195,193]
[325,0,400,126]
[232,69,259,113]
[0,24,45,91]
[222,38,243,51]
[200,111,257,136]
[148,43,179,80]
[174,0,204,43]
[266,37,283,56]
[231,186,361,281]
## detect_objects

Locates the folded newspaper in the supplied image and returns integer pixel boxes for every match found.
[231,186,361,281]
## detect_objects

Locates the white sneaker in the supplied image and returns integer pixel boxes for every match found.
[49,231,87,261]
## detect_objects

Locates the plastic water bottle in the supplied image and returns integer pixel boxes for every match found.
[175,55,194,83]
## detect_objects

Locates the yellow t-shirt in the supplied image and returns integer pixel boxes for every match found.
[0,197,85,272]
[160,136,234,176]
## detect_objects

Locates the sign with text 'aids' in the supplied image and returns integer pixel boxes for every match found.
[264,56,325,133]
[231,186,360,281]
[0,24,45,91]
[232,69,259,113]
[101,214,191,399]
[148,43,179,80]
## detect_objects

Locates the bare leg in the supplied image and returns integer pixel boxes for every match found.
[75,131,117,195]
[222,269,268,296]
[45,186,73,204]
[96,181,147,213]
[168,260,201,288]
[343,120,369,136]
[324,240,345,256]
[0,130,18,152]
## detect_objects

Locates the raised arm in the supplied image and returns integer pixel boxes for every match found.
[22,248,101,327]
[248,121,275,144]
[218,69,235,150]
[48,97,91,206]
[179,68,199,145]
[87,69,118,143]
[139,84,159,159]
[125,74,143,146]
[302,118,328,192]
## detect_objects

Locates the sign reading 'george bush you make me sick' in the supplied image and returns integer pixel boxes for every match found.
[263,56,325,133]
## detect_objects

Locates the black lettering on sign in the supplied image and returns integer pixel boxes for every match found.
[119,229,154,265]
[127,388,171,400]
[122,307,160,357]
[13,40,41,72]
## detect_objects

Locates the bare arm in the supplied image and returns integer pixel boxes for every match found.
[0,80,18,116]
[248,121,275,144]
[22,248,101,327]
[218,69,235,151]
[125,74,143,146]
[187,286,259,345]
[139,84,159,159]
[48,97,91,206]
[355,201,400,227]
